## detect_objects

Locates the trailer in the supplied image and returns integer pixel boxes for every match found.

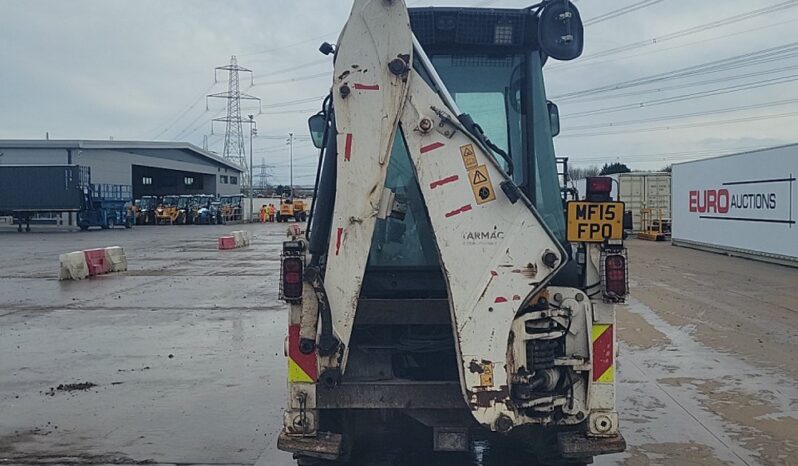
[672,145,797,266]
[0,165,133,232]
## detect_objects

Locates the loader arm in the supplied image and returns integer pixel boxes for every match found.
[323,0,566,429]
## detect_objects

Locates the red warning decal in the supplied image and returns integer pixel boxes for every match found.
[344,133,353,161]
[420,142,445,154]
[445,204,473,218]
[353,83,380,90]
[494,297,508,303]
[288,324,317,382]
[429,175,459,190]
[592,324,614,382]
[335,227,343,255]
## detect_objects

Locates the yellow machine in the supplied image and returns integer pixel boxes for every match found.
[155,195,180,224]
[638,208,671,241]
[277,197,307,222]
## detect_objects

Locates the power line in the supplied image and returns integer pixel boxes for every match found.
[559,109,798,138]
[150,82,216,140]
[551,41,798,100]
[564,96,798,131]
[583,0,665,27]
[551,0,798,70]
[560,62,798,104]
[562,72,798,119]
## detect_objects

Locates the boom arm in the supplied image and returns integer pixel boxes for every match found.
[322,0,567,429]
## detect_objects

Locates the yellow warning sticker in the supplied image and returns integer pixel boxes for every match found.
[479,362,494,388]
[459,144,478,170]
[468,164,496,205]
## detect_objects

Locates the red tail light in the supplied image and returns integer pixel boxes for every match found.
[282,257,303,302]
[587,176,613,201]
[604,254,627,298]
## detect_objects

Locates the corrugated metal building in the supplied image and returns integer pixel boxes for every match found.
[0,139,243,198]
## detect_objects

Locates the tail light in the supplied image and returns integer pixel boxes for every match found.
[281,257,303,302]
[586,176,613,202]
[603,253,628,300]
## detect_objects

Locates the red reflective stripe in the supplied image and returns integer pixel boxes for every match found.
[288,324,317,381]
[344,133,353,161]
[429,175,459,189]
[445,204,473,218]
[353,83,380,90]
[335,227,343,255]
[420,142,445,154]
[592,326,613,381]
[494,297,508,303]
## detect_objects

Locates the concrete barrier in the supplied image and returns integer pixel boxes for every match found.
[105,246,128,272]
[84,248,109,276]
[220,231,250,250]
[60,246,127,280]
[59,251,89,281]
[218,236,236,250]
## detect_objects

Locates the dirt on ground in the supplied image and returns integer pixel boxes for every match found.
[625,240,798,380]
[618,239,798,466]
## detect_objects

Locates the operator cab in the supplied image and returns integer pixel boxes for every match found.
[357,5,583,298]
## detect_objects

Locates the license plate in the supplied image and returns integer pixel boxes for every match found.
[566,201,624,242]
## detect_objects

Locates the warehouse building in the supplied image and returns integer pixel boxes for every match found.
[0,139,243,198]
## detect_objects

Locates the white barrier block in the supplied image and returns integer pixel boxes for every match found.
[59,251,89,281]
[105,246,128,272]
[243,231,251,246]
[232,231,244,248]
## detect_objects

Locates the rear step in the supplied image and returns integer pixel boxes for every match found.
[277,431,343,461]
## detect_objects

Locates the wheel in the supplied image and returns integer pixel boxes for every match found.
[276,213,282,223]
[179,214,187,225]
[17,224,22,233]
[79,225,89,231]
[295,213,302,222]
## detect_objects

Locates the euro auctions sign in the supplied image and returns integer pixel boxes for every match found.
[687,187,784,221]
[672,145,797,262]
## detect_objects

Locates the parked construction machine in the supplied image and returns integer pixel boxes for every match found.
[136,196,158,225]
[278,196,308,223]
[278,1,627,464]
[155,195,180,224]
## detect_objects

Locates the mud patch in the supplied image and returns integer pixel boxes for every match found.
[658,377,798,464]
[43,382,97,396]
[623,441,727,465]
[616,304,670,349]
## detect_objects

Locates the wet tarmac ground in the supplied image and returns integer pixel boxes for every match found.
[1,224,796,465]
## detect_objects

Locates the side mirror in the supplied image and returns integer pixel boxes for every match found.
[308,113,326,149]
[547,101,560,137]
[538,1,584,61]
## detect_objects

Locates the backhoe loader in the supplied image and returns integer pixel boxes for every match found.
[278,1,627,463]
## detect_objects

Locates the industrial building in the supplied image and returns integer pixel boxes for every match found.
[0,139,244,198]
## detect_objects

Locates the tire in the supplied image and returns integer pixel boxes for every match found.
[295,213,302,222]
[276,213,282,223]
[107,217,115,229]
[79,225,89,231]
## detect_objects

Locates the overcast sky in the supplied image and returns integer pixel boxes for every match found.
[2,0,797,184]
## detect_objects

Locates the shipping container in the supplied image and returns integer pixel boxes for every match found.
[571,172,670,231]
[0,165,86,212]
[671,144,798,266]
[617,172,671,232]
